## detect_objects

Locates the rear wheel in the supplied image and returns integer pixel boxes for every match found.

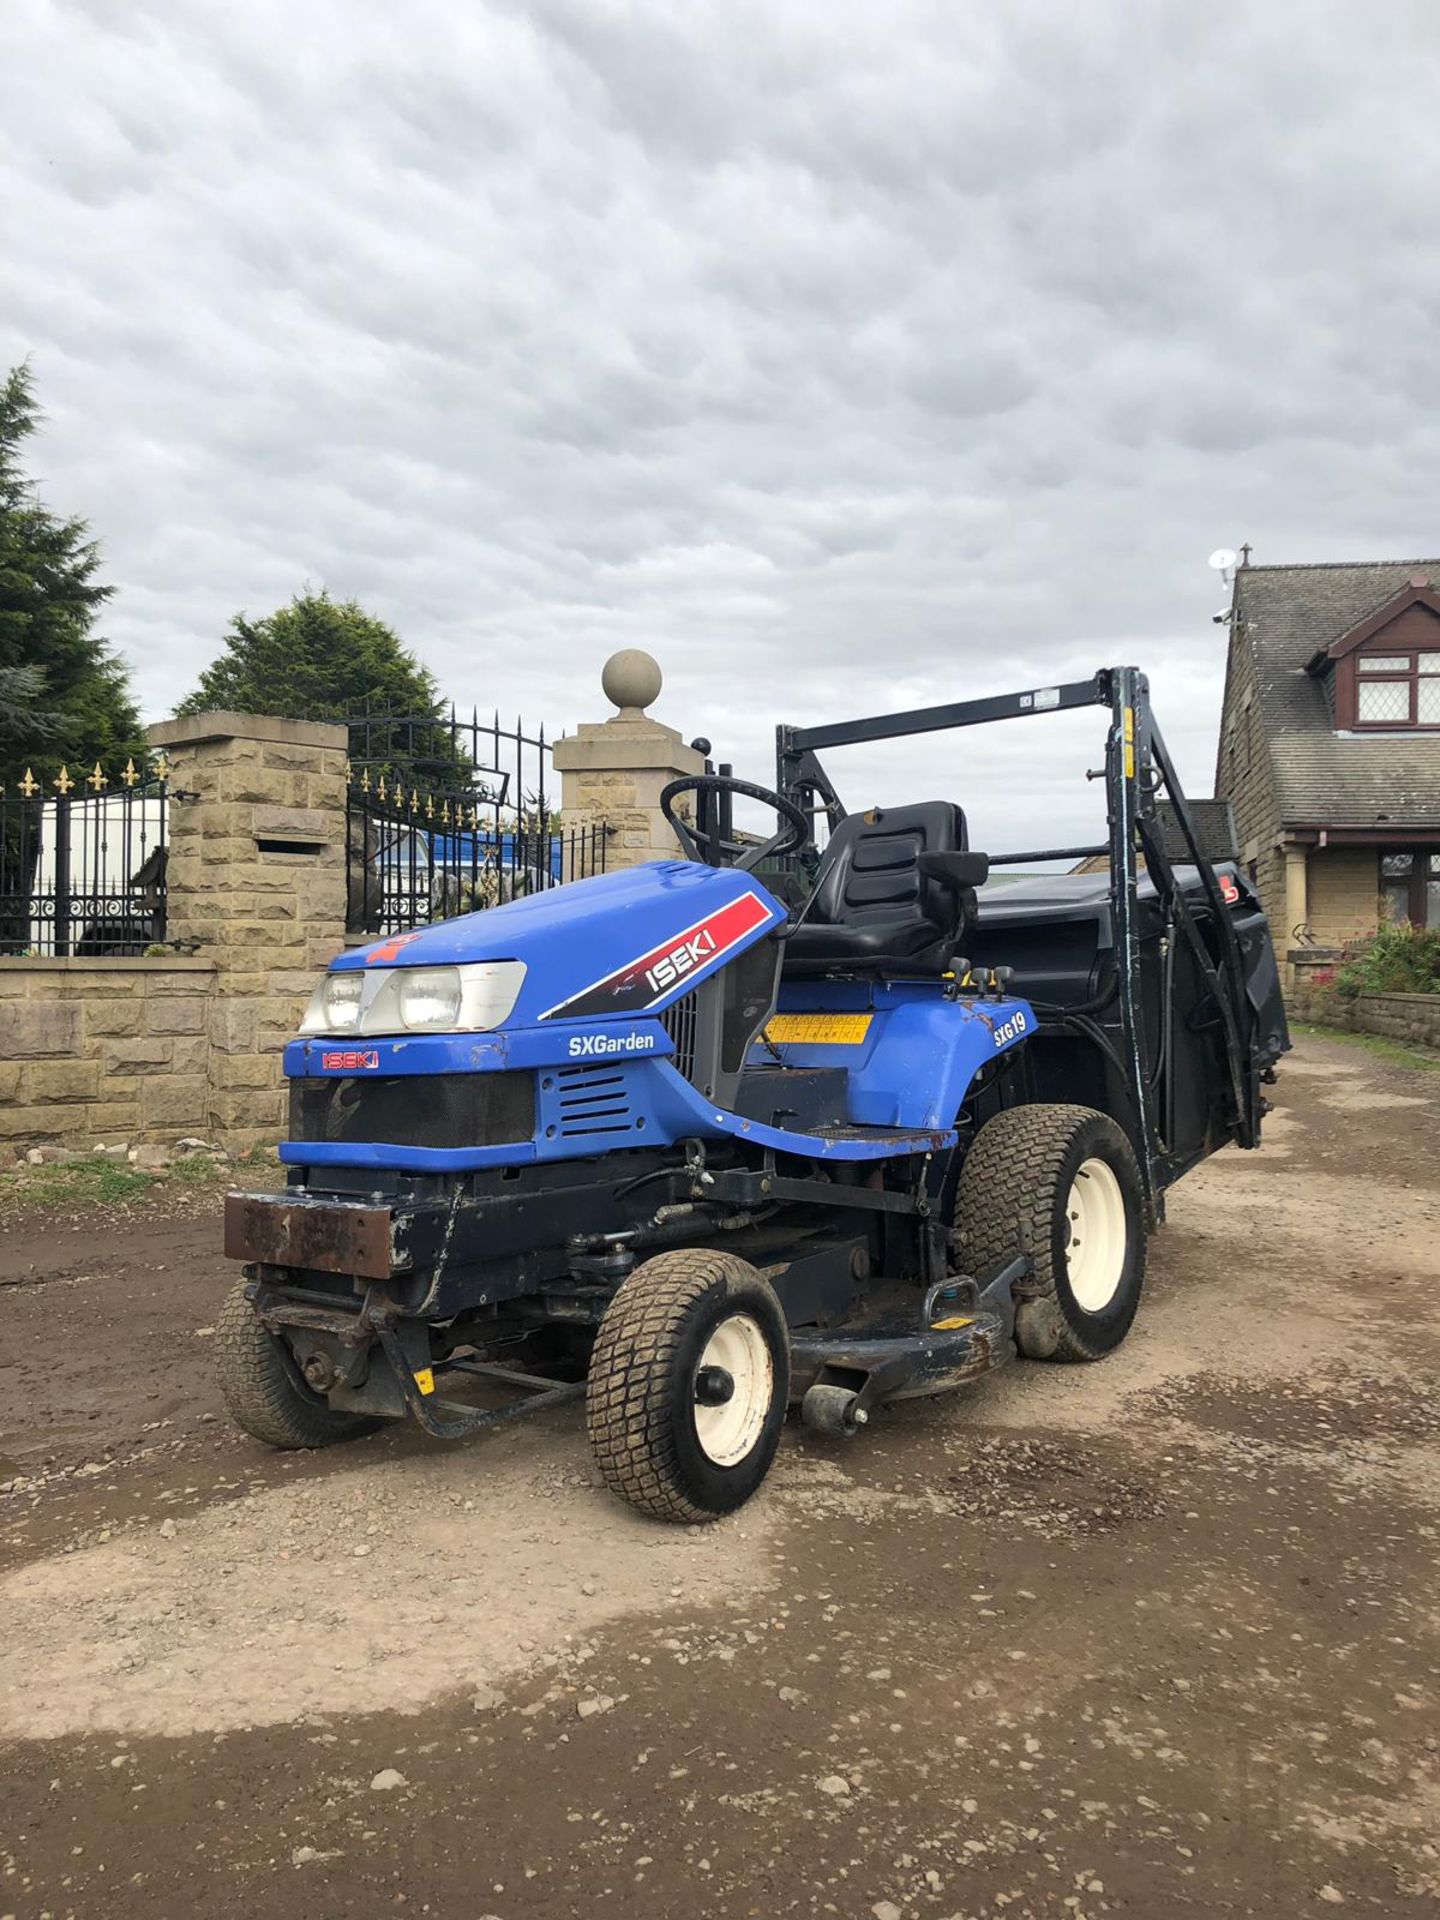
[216,1280,382,1449]
[955,1104,1146,1361]
[587,1249,790,1522]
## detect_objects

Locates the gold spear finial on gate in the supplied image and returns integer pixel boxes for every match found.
[87,761,108,791]
[18,767,38,797]
[54,765,75,795]
[152,752,171,782]
[121,757,139,787]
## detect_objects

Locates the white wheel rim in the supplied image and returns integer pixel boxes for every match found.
[693,1313,774,1467]
[1064,1157,1128,1312]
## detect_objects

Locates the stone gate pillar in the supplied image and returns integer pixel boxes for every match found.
[146,711,349,1147]
[552,651,705,875]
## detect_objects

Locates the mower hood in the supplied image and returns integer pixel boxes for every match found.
[332,860,786,1028]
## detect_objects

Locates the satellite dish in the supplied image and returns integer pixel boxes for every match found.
[1208,547,1237,573]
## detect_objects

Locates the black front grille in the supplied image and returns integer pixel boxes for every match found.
[659,988,699,1081]
[288,1072,534,1149]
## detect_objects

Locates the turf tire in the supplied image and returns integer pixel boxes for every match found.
[587,1249,790,1523]
[955,1103,1146,1361]
[216,1280,382,1449]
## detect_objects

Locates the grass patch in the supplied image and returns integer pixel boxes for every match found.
[0,1143,279,1216]
[0,1159,160,1212]
[1292,1021,1440,1072]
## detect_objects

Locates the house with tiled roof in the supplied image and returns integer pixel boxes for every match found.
[1215,557,1440,984]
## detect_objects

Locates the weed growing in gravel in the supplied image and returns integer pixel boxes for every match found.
[168,1154,228,1185]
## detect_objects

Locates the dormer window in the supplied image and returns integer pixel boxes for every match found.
[1316,578,1440,730]
[1355,649,1440,728]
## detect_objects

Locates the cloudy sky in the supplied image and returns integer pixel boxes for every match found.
[4,0,1439,854]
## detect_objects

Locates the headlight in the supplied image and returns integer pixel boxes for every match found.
[452,961,528,1031]
[297,961,527,1037]
[398,967,463,1031]
[299,972,364,1034]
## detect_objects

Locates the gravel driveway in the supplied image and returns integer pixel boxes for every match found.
[2,1031,1438,1918]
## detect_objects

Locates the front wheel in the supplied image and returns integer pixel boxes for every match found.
[216,1281,382,1450]
[587,1249,790,1522]
[955,1104,1147,1361]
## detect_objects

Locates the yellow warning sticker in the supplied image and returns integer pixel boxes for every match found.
[413,1367,436,1396]
[930,1315,975,1331]
[764,1013,873,1046]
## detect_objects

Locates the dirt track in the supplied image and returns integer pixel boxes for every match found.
[2,1032,1438,1918]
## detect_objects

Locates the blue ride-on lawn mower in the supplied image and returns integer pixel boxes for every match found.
[220,667,1289,1522]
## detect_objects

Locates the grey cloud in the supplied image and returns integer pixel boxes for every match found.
[3,0,1439,854]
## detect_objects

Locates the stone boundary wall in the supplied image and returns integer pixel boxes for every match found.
[0,958,217,1152]
[0,667,696,1158]
[1,712,348,1160]
[1290,983,1440,1050]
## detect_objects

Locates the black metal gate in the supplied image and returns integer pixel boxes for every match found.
[346,709,607,937]
[0,756,170,957]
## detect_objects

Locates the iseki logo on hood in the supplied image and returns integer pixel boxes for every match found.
[643,928,717,993]
[540,891,773,1022]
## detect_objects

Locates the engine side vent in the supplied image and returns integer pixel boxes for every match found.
[659,988,699,1083]
[553,1063,636,1138]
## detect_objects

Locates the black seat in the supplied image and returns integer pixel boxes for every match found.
[783,801,984,977]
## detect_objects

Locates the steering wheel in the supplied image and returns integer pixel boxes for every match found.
[660,774,811,873]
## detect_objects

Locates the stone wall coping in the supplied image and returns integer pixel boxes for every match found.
[0,956,217,974]
[1344,990,1440,1007]
[147,710,348,751]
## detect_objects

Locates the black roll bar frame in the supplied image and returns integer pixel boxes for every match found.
[776,667,1262,1223]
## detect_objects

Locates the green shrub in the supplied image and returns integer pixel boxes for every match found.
[1332,922,1440,998]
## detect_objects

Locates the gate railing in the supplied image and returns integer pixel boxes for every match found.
[1,710,608,953]
[0,757,170,957]
[345,709,607,937]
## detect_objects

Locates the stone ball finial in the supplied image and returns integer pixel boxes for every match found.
[602,648,662,716]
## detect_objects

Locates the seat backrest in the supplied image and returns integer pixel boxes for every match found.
[809,802,968,930]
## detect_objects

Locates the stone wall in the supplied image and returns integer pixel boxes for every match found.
[1,711,348,1160]
[1215,632,1287,936]
[1214,607,1394,989]
[1290,982,1440,1050]
[2,666,708,1159]
[0,958,217,1150]
[1306,847,1382,949]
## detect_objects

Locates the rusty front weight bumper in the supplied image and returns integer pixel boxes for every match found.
[224,1190,403,1279]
